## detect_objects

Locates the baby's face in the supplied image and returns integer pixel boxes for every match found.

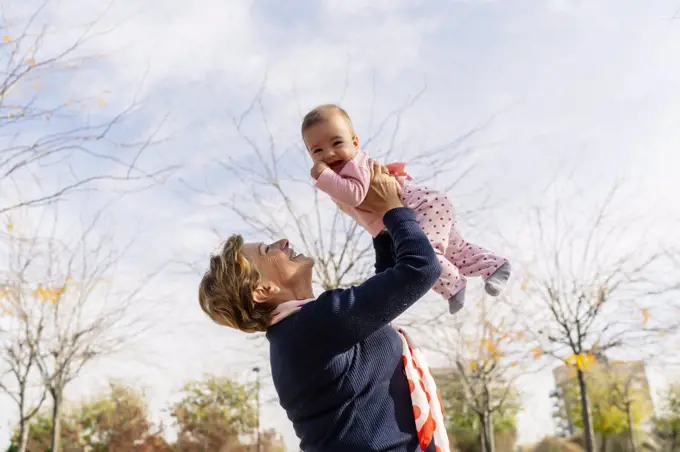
[303,114,358,173]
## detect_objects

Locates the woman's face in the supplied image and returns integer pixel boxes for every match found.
[240,239,314,303]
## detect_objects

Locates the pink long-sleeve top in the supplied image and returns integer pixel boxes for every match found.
[316,149,404,237]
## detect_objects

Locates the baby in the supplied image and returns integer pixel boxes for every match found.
[302,104,510,313]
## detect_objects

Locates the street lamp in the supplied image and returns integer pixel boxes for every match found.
[550,386,574,437]
[253,366,261,452]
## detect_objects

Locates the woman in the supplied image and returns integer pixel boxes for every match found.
[198,161,444,451]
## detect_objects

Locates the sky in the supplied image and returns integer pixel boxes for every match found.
[1,0,680,450]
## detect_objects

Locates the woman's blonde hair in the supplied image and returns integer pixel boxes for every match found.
[198,235,275,333]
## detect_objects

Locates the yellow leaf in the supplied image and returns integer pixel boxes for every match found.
[26,58,36,67]
[2,35,11,43]
[640,307,650,327]
[468,360,479,371]
[50,286,66,304]
[98,98,108,107]
[532,347,544,359]
[485,321,500,334]
[6,223,13,232]
[520,275,530,291]
[566,353,596,371]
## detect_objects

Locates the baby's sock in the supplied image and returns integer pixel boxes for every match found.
[448,287,466,314]
[484,261,511,296]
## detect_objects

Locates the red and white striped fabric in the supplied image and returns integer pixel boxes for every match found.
[397,328,450,452]
[270,300,450,451]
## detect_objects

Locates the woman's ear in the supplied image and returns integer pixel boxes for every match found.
[253,283,279,304]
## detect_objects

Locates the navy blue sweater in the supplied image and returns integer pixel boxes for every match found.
[266,208,443,452]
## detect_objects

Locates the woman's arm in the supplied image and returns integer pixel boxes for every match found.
[301,207,441,354]
[373,231,395,274]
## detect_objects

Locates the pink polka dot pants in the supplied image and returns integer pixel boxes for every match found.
[402,185,508,301]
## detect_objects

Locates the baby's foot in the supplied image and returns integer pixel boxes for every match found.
[485,261,511,296]
[448,287,466,314]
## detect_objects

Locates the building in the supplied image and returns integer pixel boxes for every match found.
[550,356,654,437]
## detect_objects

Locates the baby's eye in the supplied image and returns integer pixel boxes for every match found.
[266,245,271,253]
[312,148,322,153]
[333,141,343,146]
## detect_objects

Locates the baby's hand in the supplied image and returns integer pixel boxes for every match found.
[311,162,329,179]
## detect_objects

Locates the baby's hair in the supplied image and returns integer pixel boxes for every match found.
[301,104,355,136]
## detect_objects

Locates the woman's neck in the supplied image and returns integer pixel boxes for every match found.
[291,284,314,301]
[273,284,313,305]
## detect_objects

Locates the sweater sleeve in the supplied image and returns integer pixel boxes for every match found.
[315,159,370,207]
[300,208,441,355]
[373,231,395,274]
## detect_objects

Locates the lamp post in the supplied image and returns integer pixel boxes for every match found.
[253,366,261,452]
[550,386,574,437]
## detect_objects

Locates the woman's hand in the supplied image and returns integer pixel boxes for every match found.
[359,159,404,217]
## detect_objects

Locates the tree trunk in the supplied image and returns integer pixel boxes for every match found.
[17,382,28,452]
[50,388,63,452]
[625,402,637,452]
[576,369,595,452]
[17,421,29,452]
[478,413,488,452]
[478,411,495,452]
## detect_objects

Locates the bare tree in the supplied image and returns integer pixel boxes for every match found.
[0,215,52,452]
[517,183,680,452]
[0,0,173,215]
[0,206,162,452]
[0,298,46,452]
[413,296,530,452]
[0,340,45,452]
